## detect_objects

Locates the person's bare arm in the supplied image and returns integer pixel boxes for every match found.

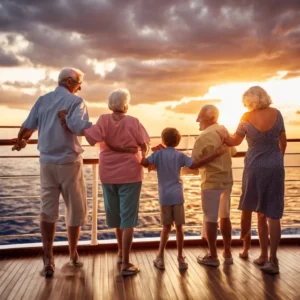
[279,131,287,156]
[217,127,244,146]
[225,133,244,146]
[140,143,150,156]
[12,126,35,151]
[189,144,228,169]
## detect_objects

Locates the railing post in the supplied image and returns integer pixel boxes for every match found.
[186,135,190,153]
[91,164,99,245]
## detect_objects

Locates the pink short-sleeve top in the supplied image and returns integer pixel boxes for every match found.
[84,114,150,184]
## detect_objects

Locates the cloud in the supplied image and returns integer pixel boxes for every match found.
[0,50,21,66]
[1,0,300,111]
[166,99,221,114]
[0,86,38,110]
[283,71,300,80]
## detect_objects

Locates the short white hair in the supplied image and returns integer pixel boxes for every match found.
[242,86,272,110]
[58,67,84,84]
[201,104,219,120]
[108,88,131,112]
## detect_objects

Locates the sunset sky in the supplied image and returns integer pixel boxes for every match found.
[1,0,300,137]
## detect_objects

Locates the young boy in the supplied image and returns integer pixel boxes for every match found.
[141,127,227,270]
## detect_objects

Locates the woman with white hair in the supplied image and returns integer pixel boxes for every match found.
[219,86,286,274]
[83,88,150,276]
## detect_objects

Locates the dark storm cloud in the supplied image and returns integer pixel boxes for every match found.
[1,0,300,108]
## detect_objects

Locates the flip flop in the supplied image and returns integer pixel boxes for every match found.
[121,264,140,276]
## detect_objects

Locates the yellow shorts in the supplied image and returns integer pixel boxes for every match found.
[40,160,87,227]
[160,204,185,226]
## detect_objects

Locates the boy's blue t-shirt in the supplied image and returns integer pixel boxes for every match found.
[147,147,194,206]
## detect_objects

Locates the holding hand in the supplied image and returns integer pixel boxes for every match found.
[216,126,230,143]
[215,144,229,156]
[57,110,72,133]
[12,138,27,151]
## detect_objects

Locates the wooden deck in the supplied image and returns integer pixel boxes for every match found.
[1,245,300,300]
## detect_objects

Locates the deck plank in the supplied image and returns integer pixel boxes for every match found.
[146,249,177,300]
[0,245,300,300]
[35,253,66,300]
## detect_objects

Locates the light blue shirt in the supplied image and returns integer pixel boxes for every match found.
[23,86,92,164]
[147,147,194,206]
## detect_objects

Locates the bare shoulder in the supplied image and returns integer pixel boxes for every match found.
[240,112,250,121]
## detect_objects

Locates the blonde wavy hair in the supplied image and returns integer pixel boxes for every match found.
[242,86,272,110]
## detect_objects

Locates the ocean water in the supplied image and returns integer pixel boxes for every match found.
[1,136,300,245]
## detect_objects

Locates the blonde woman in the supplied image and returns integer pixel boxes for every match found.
[219,86,286,274]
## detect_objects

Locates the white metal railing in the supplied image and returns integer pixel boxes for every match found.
[91,164,99,245]
[1,133,300,246]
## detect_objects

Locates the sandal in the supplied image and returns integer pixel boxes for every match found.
[121,263,140,276]
[69,253,83,268]
[261,259,279,275]
[178,257,188,270]
[197,254,220,267]
[153,256,165,270]
[43,257,55,278]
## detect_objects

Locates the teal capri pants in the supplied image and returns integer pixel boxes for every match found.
[101,182,142,229]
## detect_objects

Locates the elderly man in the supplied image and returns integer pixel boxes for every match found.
[192,104,236,267]
[13,67,91,277]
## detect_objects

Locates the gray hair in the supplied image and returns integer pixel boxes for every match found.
[58,67,84,84]
[201,104,219,120]
[242,86,272,110]
[108,88,131,112]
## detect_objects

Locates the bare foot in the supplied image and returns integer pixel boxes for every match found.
[222,252,233,265]
[253,256,268,266]
[239,249,249,259]
[222,251,232,259]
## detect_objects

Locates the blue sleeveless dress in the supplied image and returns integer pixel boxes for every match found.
[236,110,285,219]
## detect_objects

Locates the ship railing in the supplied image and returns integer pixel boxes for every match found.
[0,126,300,247]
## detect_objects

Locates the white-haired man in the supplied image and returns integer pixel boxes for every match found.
[13,67,92,277]
[192,105,236,267]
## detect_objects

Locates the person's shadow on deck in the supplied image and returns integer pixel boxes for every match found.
[203,265,237,300]
[37,263,89,300]
[261,272,284,299]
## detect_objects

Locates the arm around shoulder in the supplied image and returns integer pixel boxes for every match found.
[189,144,228,169]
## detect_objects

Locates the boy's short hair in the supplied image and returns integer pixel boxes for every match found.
[161,128,181,147]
